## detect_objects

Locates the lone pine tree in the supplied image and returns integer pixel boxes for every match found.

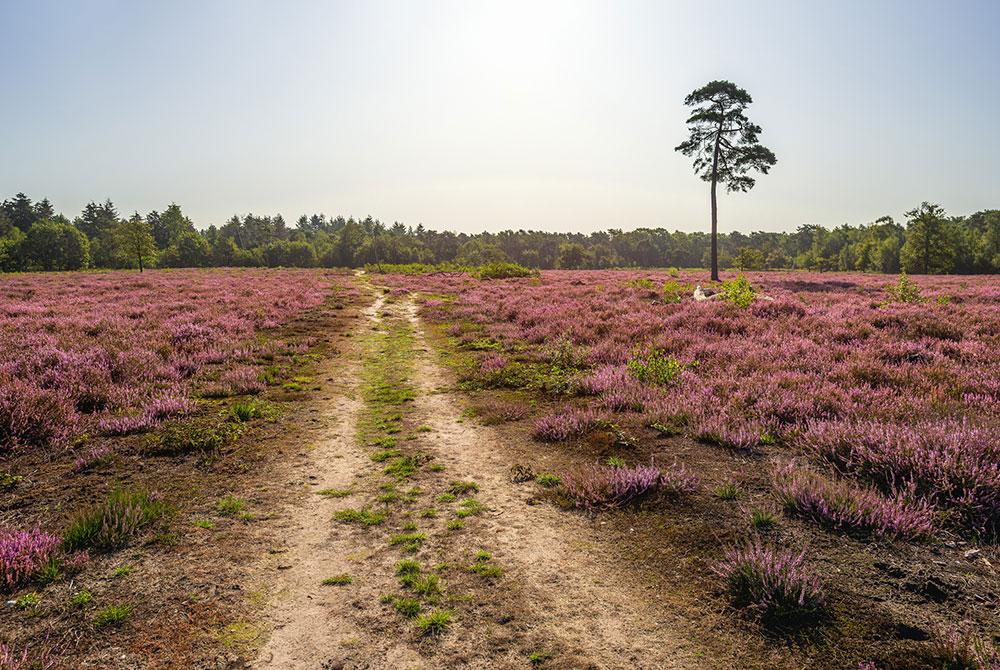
[676,80,777,281]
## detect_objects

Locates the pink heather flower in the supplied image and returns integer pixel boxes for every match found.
[0,528,61,591]
[479,353,508,374]
[220,367,265,395]
[532,407,602,442]
[714,540,824,617]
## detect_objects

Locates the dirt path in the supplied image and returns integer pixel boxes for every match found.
[250,288,704,669]
[402,298,704,670]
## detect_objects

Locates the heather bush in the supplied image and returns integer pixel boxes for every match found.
[532,407,602,441]
[63,488,168,552]
[927,626,1000,670]
[799,419,1000,536]
[0,528,61,591]
[714,540,824,620]
[774,465,934,539]
[149,420,240,457]
[560,462,697,509]
[0,269,338,452]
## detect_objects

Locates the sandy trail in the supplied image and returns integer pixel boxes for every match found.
[253,295,386,668]
[252,288,702,669]
[401,298,703,670]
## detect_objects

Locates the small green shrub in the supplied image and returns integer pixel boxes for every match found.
[448,480,479,495]
[750,510,777,530]
[887,272,923,304]
[416,609,453,636]
[384,456,421,479]
[15,592,40,609]
[370,449,401,463]
[70,590,93,607]
[395,559,422,576]
[193,519,214,529]
[316,488,352,498]
[534,473,561,488]
[627,350,687,386]
[64,488,168,552]
[446,519,464,531]
[333,508,387,526]
[605,456,626,467]
[720,273,756,308]
[471,262,537,280]
[216,495,245,517]
[714,483,740,501]
[0,471,24,491]
[394,598,422,618]
[390,532,427,553]
[228,402,259,422]
[112,565,132,578]
[151,421,240,457]
[456,499,484,518]
[94,604,131,628]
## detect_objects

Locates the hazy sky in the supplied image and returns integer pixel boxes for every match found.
[2,0,998,234]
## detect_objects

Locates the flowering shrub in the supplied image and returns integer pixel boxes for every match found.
[532,408,602,442]
[886,272,922,304]
[561,462,699,509]
[714,540,824,619]
[0,529,61,591]
[0,269,343,453]
[798,420,1000,536]
[774,465,934,539]
[379,269,1000,539]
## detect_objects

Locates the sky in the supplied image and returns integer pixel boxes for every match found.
[1,0,998,235]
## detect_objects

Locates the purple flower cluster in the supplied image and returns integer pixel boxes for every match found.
[532,407,602,442]
[798,419,1000,536]
[0,528,60,591]
[381,269,1000,540]
[561,462,699,509]
[774,465,934,539]
[714,540,825,617]
[0,269,343,452]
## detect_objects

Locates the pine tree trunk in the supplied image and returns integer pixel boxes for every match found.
[709,124,722,282]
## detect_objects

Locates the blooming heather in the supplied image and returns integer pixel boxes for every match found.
[379,269,1000,540]
[774,465,934,539]
[0,269,349,452]
[561,461,698,509]
[714,540,824,618]
[532,407,602,442]
[0,529,60,591]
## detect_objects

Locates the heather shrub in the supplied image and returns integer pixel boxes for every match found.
[798,419,1000,536]
[720,274,756,308]
[0,380,76,452]
[560,462,696,509]
[774,466,934,539]
[532,408,601,441]
[473,398,528,425]
[0,529,61,591]
[714,541,824,620]
[220,366,266,395]
[63,488,168,552]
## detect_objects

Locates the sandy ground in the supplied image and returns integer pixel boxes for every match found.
[249,289,704,670]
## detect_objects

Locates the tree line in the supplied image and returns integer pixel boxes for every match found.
[1,192,997,274]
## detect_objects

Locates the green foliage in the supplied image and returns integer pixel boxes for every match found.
[15,592,40,609]
[23,219,90,270]
[720,273,757,308]
[150,421,240,457]
[389,532,427,553]
[321,574,353,586]
[0,471,23,491]
[333,508,387,526]
[886,272,923,304]
[216,495,245,517]
[112,215,157,271]
[750,509,777,530]
[626,350,687,386]
[316,488,352,498]
[63,488,168,552]
[415,609,453,636]
[469,262,538,279]
[714,483,741,500]
[71,590,93,607]
[455,498,484,518]
[94,604,131,627]
[228,402,259,422]
[448,480,479,495]
[393,598,422,618]
[534,473,561,488]
[384,455,421,479]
